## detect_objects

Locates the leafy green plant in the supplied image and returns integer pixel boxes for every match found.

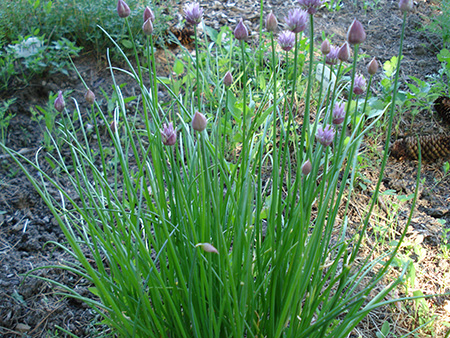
[0,0,172,57]
[1,2,428,337]
[439,220,450,259]
[325,0,342,12]
[0,33,82,89]
[0,98,16,146]
[30,91,74,152]
[424,0,450,48]
[437,47,450,91]
[376,321,392,338]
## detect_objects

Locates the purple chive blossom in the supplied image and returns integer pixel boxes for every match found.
[297,0,325,15]
[337,42,350,62]
[192,111,207,132]
[143,6,155,22]
[284,9,308,34]
[399,0,413,12]
[234,18,249,40]
[266,11,278,32]
[316,124,335,147]
[278,30,295,52]
[353,74,366,95]
[325,45,339,65]
[347,19,366,45]
[223,71,233,87]
[161,122,177,146]
[321,39,331,55]
[184,3,203,26]
[368,57,378,75]
[54,91,65,112]
[143,19,153,35]
[117,0,130,18]
[332,102,346,125]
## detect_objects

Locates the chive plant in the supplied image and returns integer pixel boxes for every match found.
[2,0,421,337]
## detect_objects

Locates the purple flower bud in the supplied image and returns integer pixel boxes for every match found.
[265,11,278,32]
[284,9,308,34]
[367,57,378,75]
[301,159,312,175]
[278,30,295,52]
[54,91,65,112]
[196,243,219,254]
[347,19,366,45]
[337,42,350,62]
[85,89,95,105]
[117,0,130,18]
[234,18,249,41]
[325,45,339,65]
[297,0,325,15]
[192,111,207,132]
[353,74,366,95]
[161,122,177,146]
[143,6,155,23]
[332,101,346,125]
[223,71,233,87]
[399,0,413,12]
[143,18,153,35]
[316,124,335,147]
[321,39,331,55]
[184,2,203,26]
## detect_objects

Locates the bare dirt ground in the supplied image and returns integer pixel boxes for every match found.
[1,0,449,337]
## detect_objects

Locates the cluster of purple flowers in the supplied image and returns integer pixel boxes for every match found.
[111,0,412,151]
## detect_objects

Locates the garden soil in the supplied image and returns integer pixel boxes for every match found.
[1,0,449,337]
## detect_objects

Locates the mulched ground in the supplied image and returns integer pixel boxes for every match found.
[1,0,449,336]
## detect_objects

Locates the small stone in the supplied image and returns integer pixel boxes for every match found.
[414,45,426,55]
[15,323,31,333]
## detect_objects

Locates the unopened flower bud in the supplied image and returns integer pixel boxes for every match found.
[234,18,249,41]
[316,124,335,147]
[143,6,155,22]
[161,122,177,146]
[321,39,330,55]
[54,91,65,112]
[192,111,207,132]
[332,101,346,125]
[184,2,203,26]
[301,159,312,175]
[367,57,378,75]
[337,42,350,62]
[117,0,130,18]
[196,243,219,254]
[110,120,118,133]
[85,89,95,104]
[399,0,413,12]
[347,19,366,45]
[265,11,278,32]
[278,30,295,51]
[143,18,153,35]
[223,71,233,87]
